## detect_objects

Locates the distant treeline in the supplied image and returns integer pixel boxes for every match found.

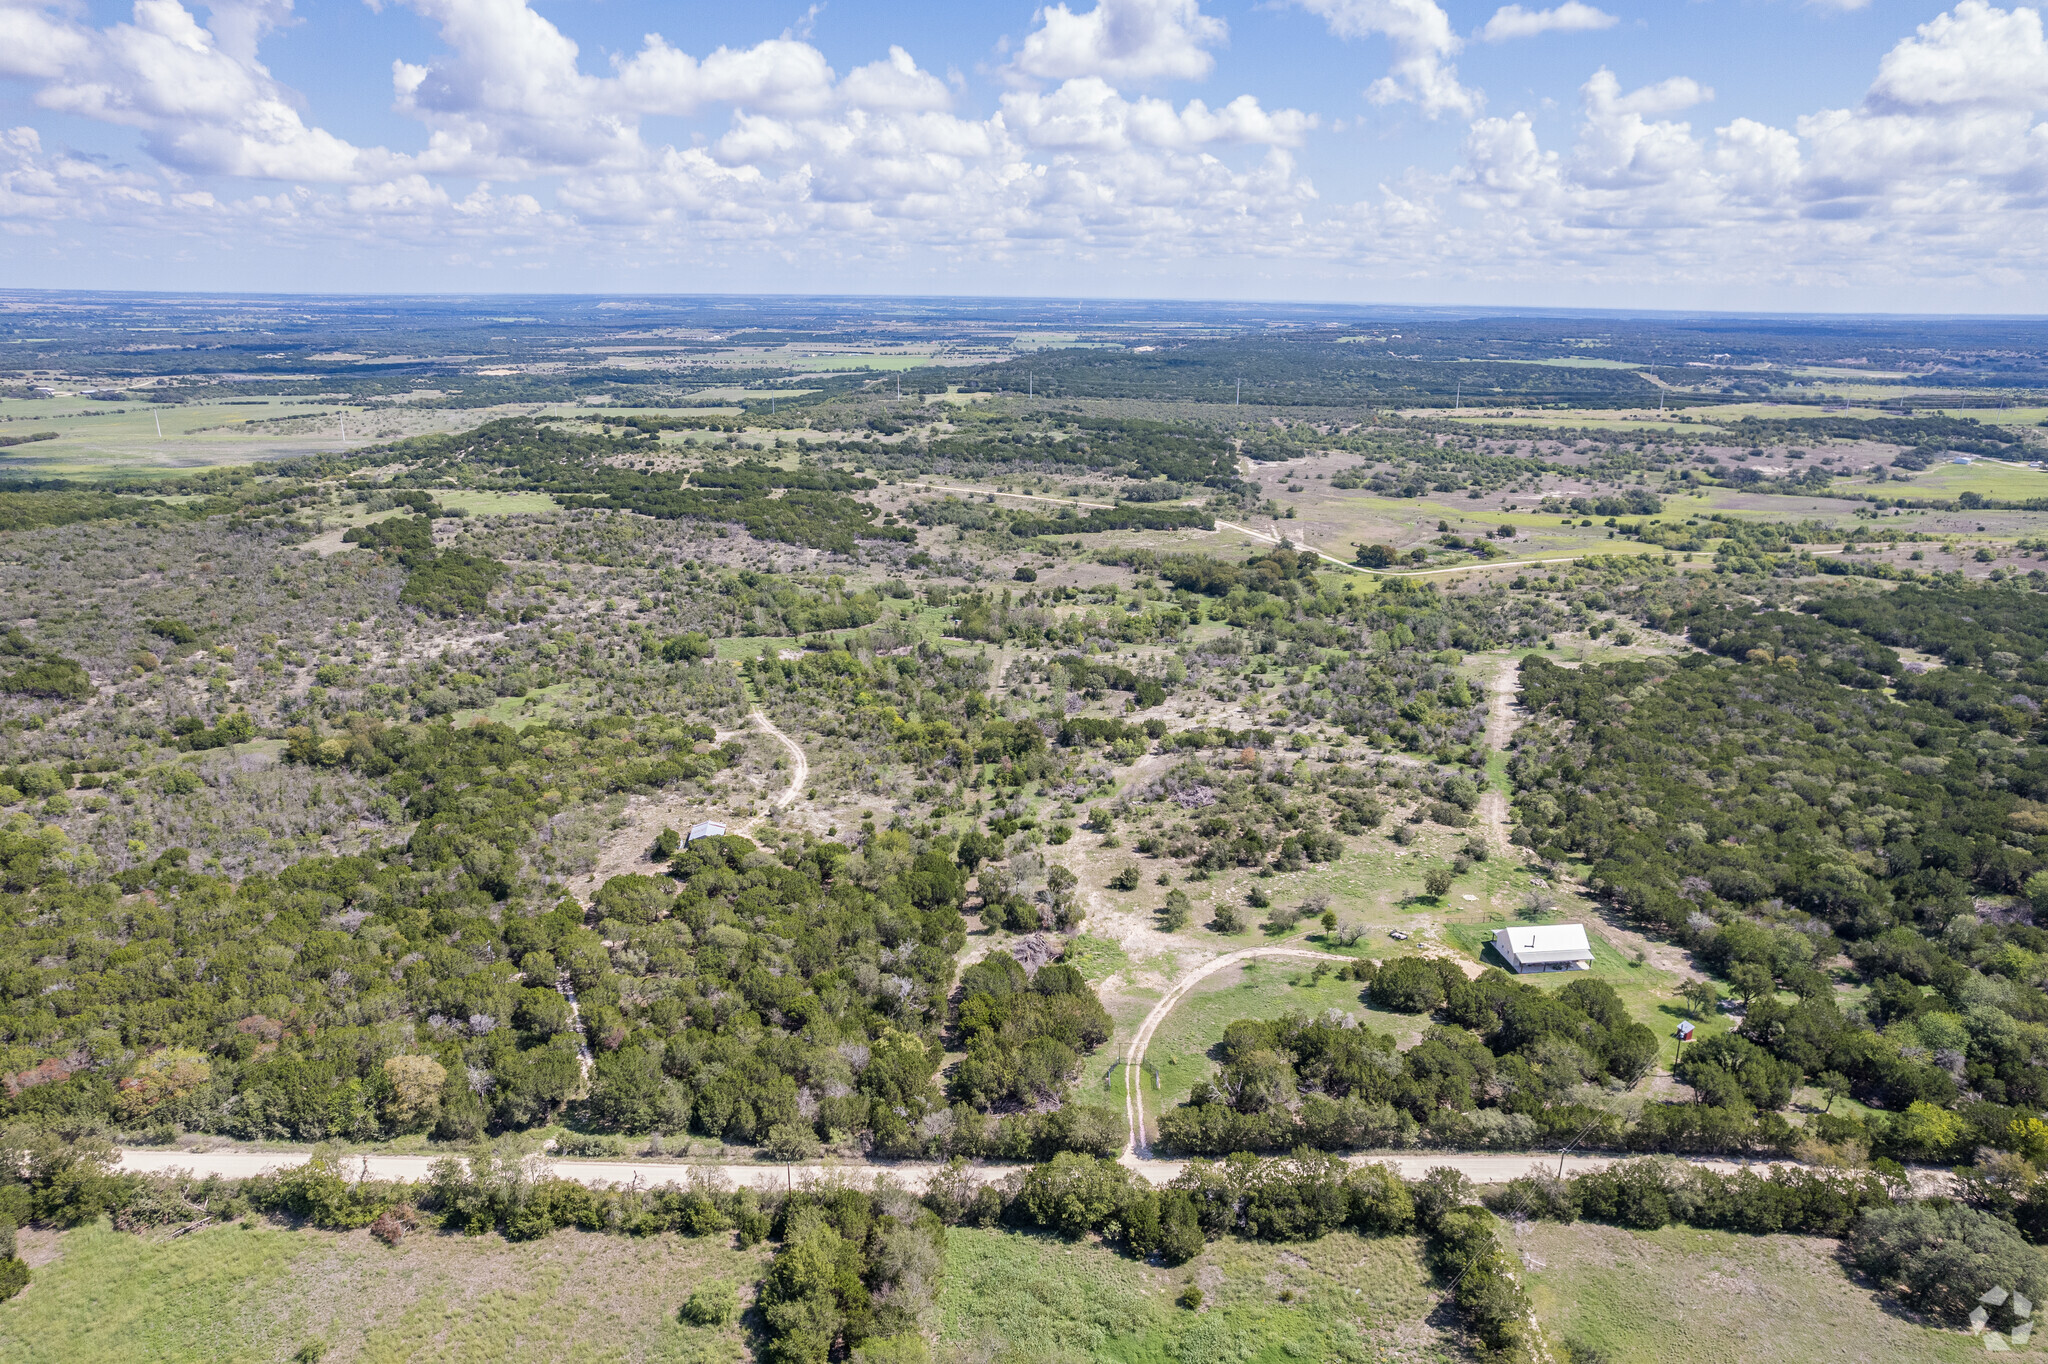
[948,340,1680,408]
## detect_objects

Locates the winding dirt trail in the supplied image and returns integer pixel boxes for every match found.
[1119,946,1352,1162]
[572,698,810,903]
[734,706,808,834]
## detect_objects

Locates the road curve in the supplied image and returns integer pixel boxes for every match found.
[1120,946,1353,1162]
[726,704,809,837]
[749,708,808,813]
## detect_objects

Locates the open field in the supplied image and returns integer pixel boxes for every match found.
[2,1210,2004,1364]
[1517,1220,1985,1363]
[935,1225,1445,1364]
[2,1218,761,1364]
[0,396,543,476]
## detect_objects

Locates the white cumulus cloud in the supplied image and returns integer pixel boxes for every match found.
[1479,3,1618,43]
[1868,0,2048,111]
[1293,0,1480,118]
[22,0,389,181]
[1010,0,1227,86]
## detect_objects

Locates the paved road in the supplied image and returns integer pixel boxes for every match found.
[114,1146,1816,1192]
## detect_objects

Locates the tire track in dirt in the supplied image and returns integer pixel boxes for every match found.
[1119,946,1351,1162]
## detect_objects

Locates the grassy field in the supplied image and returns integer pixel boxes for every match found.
[934,1225,1447,1364]
[2,1218,761,1364]
[12,1214,1990,1364]
[1517,1219,1986,1363]
[1896,461,2048,500]
[0,396,519,478]
[1137,959,1421,1124]
[787,355,936,372]
[448,682,583,730]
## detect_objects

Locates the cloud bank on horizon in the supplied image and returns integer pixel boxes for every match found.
[0,0,2045,306]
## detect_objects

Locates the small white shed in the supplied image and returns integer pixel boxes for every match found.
[686,821,726,844]
[1493,924,1595,973]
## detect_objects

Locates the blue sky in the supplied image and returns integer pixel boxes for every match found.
[1,0,2045,310]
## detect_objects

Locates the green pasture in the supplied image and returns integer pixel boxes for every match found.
[1134,958,1409,1127]
[0,396,364,477]
[0,1217,757,1364]
[935,1224,1438,1364]
[1897,461,2048,500]
[1521,1220,1988,1363]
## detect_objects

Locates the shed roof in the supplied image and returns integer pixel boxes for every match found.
[1494,923,1593,963]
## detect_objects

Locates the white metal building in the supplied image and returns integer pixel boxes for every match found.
[1493,924,1595,973]
[686,821,726,844]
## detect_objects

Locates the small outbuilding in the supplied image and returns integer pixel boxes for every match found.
[686,821,727,844]
[1492,923,1595,974]
[1675,1020,1696,1042]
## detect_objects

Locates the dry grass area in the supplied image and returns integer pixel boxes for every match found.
[2,1219,762,1364]
[1514,1218,1987,1364]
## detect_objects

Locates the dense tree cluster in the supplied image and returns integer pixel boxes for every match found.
[1513,585,2048,1174]
[1158,974,1658,1158]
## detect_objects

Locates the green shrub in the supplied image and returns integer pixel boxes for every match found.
[1371,957,1445,1012]
[1019,1152,1136,1239]
[1847,1202,2048,1325]
[680,1279,738,1327]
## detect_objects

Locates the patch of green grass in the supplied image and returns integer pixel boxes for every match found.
[1895,461,2048,502]
[935,1226,1437,1364]
[1064,933,1133,983]
[0,1218,759,1363]
[1139,961,1417,1131]
[715,635,797,661]
[787,355,933,372]
[1439,920,1717,1065]
[1520,1220,1986,1363]
[449,683,578,730]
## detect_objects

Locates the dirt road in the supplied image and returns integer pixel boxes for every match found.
[1119,946,1353,1160]
[735,706,808,833]
[1478,655,1520,858]
[115,1145,1883,1193]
